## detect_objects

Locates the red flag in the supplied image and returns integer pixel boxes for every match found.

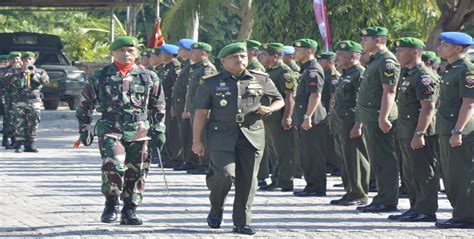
[313,0,332,52]
[148,19,165,49]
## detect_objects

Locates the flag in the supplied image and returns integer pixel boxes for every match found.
[148,19,165,49]
[313,0,332,52]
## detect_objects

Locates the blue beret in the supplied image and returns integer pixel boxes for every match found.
[178,38,196,51]
[439,32,473,46]
[160,44,179,55]
[283,46,295,55]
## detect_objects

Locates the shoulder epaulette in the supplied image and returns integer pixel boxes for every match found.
[202,72,220,80]
[248,69,268,76]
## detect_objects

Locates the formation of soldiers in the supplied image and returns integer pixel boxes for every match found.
[1,27,473,235]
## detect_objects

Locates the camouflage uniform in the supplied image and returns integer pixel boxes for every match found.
[1,66,16,145]
[76,64,165,205]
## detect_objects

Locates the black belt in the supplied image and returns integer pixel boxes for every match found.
[102,112,148,123]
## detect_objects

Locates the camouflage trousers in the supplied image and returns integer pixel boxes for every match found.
[14,103,40,140]
[3,101,16,138]
[98,136,151,206]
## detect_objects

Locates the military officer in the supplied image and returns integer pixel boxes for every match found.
[246,40,266,72]
[329,40,370,206]
[283,46,301,73]
[192,42,284,235]
[1,52,22,150]
[184,42,217,174]
[388,37,440,222]
[356,27,401,213]
[172,38,198,171]
[292,39,328,197]
[76,36,166,225]
[434,32,474,229]
[258,42,298,191]
[149,48,162,71]
[1,54,11,147]
[422,51,441,72]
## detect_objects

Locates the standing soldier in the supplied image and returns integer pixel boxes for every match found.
[8,51,49,153]
[184,42,217,174]
[422,51,441,73]
[246,40,266,72]
[1,54,9,147]
[192,42,284,235]
[330,40,370,206]
[356,27,400,213]
[292,39,328,197]
[76,36,166,225]
[258,43,298,191]
[173,38,198,171]
[155,44,183,168]
[2,52,22,149]
[435,32,474,229]
[388,37,440,222]
[283,46,301,73]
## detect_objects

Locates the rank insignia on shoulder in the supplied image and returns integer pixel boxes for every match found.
[202,72,219,80]
[249,69,268,76]
[465,73,474,89]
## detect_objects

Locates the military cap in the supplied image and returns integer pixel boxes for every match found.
[151,48,161,56]
[319,51,337,60]
[21,51,36,58]
[283,46,295,55]
[361,26,388,36]
[7,51,22,59]
[160,44,179,55]
[395,37,425,48]
[434,57,442,65]
[217,42,247,59]
[334,40,363,53]
[439,32,473,46]
[0,55,8,61]
[260,42,285,53]
[246,40,262,50]
[178,38,196,51]
[292,39,318,49]
[422,51,437,62]
[110,36,139,51]
[141,50,151,57]
[192,42,212,52]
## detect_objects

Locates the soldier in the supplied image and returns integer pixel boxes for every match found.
[154,44,182,168]
[258,43,298,191]
[246,40,266,72]
[435,32,474,229]
[283,46,301,73]
[192,42,284,235]
[329,40,370,206]
[7,51,49,153]
[138,50,152,69]
[148,48,162,71]
[76,36,166,225]
[356,27,400,213]
[172,38,198,171]
[292,39,328,197]
[0,54,7,67]
[1,54,9,147]
[422,51,441,72]
[184,42,217,174]
[388,37,440,222]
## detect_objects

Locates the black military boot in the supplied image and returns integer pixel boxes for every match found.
[120,202,143,225]
[15,140,24,153]
[2,135,8,147]
[24,140,39,153]
[6,137,16,149]
[101,196,119,223]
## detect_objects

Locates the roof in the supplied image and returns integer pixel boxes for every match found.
[0,0,146,8]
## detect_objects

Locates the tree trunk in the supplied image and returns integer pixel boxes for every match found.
[237,0,253,40]
[188,11,199,40]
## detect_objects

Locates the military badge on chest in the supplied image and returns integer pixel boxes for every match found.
[216,81,231,107]
[399,77,410,92]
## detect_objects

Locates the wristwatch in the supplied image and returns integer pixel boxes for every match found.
[414,130,425,137]
[303,114,310,120]
[451,128,462,135]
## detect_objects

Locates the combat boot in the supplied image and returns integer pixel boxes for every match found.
[15,140,24,153]
[120,203,143,225]
[24,140,39,153]
[2,135,8,147]
[5,137,16,149]
[101,196,119,223]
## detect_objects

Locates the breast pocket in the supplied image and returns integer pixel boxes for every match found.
[245,84,263,107]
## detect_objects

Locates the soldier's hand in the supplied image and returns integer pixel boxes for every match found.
[192,141,205,156]
[281,117,292,130]
[378,118,392,134]
[257,106,272,115]
[449,134,462,147]
[410,135,425,150]
[349,125,363,139]
[79,124,93,146]
[182,111,191,119]
[301,118,312,131]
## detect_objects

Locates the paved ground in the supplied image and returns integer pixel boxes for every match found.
[1,109,473,238]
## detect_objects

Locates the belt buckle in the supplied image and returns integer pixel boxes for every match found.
[236,114,245,123]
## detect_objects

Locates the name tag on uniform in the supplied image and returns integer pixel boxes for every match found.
[216,86,229,91]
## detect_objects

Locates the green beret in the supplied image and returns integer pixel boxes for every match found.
[361,26,388,36]
[422,51,437,61]
[292,39,318,49]
[141,50,151,57]
[21,51,36,58]
[192,42,212,52]
[260,42,285,53]
[217,42,247,59]
[319,51,336,60]
[434,57,441,65]
[0,55,8,61]
[334,40,363,53]
[151,48,161,56]
[110,36,139,51]
[8,51,22,59]
[246,40,262,50]
[395,37,425,48]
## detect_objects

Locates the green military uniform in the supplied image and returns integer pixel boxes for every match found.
[1,52,22,149]
[259,43,298,190]
[288,61,301,74]
[247,58,266,72]
[194,43,283,229]
[357,27,400,208]
[293,39,328,195]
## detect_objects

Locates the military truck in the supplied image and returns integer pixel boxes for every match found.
[0,32,86,110]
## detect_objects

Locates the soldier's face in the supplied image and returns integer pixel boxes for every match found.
[112,46,138,65]
[283,54,292,64]
[336,51,351,68]
[22,56,36,66]
[190,49,206,63]
[179,48,191,59]
[8,57,22,68]
[221,52,248,74]
[259,51,273,67]
[150,54,161,66]
[395,47,414,66]
[361,37,377,52]
[294,47,308,62]
[437,41,463,59]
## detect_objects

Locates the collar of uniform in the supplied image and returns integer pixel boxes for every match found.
[372,48,388,61]
[407,63,423,75]
[223,69,255,81]
[447,56,468,69]
[269,61,283,70]
[343,64,358,74]
[301,58,317,71]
